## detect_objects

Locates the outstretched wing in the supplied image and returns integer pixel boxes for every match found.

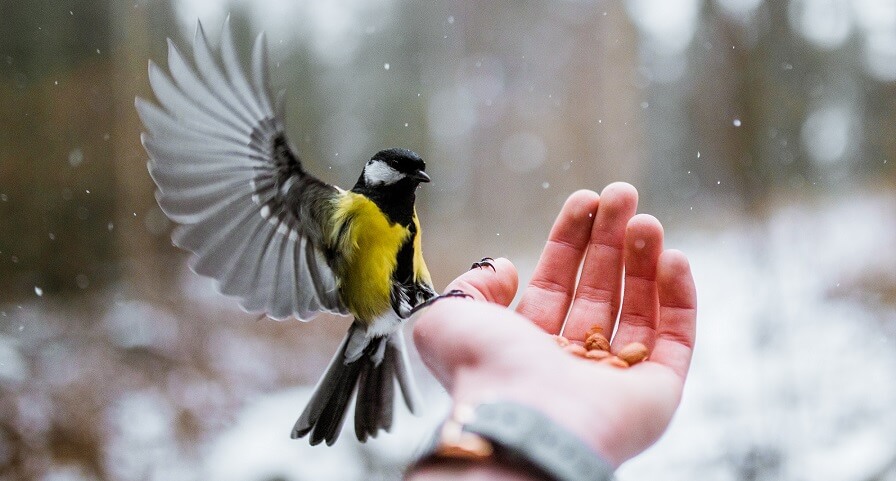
[136,17,347,321]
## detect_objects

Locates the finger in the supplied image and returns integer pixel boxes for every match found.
[516,190,600,334]
[610,214,664,351]
[562,182,638,341]
[647,250,697,380]
[444,257,519,307]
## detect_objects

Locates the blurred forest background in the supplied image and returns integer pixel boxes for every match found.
[1,0,895,480]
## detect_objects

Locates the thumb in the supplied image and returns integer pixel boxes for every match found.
[443,257,519,307]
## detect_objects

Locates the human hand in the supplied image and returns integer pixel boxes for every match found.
[412,183,697,471]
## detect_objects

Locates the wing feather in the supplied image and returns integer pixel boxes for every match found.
[250,32,276,118]
[240,224,282,313]
[136,98,254,152]
[167,40,255,133]
[185,201,260,277]
[172,191,257,252]
[305,242,341,312]
[220,16,269,119]
[156,178,254,223]
[139,19,347,320]
[193,21,257,125]
[147,61,246,138]
[265,221,297,320]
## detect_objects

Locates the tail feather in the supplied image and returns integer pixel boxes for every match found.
[378,348,396,431]
[309,358,363,445]
[291,324,364,445]
[290,327,354,439]
[292,324,419,445]
[355,346,396,441]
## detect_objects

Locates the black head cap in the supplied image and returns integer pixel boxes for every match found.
[372,148,427,177]
[362,148,430,185]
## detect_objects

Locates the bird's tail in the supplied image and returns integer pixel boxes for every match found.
[291,322,421,445]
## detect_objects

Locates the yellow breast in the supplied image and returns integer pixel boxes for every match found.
[330,192,412,322]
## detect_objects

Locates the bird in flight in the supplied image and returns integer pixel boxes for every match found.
[136,17,487,445]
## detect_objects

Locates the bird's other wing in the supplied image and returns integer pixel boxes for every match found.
[136,17,347,321]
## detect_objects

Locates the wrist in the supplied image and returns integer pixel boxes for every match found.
[408,401,615,481]
[451,364,623,468]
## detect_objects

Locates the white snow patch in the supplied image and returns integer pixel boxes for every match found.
[202,387,449,481]
[618,192,896,480]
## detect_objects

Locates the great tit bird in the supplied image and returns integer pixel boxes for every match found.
[135,18,473,445]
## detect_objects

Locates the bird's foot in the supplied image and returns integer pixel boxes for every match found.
[410,289,473,315]
[441,289,474,300]
[470,257,496,272]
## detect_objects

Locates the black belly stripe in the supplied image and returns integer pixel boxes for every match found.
[392,222,416,285]
[390,222,418,316]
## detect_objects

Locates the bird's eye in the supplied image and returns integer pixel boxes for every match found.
[367,159,374,165]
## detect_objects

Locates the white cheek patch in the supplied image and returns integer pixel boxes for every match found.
[363,161,404,186]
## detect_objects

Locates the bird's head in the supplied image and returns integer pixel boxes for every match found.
[360,148,430,189]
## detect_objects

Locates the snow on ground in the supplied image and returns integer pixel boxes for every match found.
[201,385,450,481]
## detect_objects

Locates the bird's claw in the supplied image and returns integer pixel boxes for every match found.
[470,257,496,272]
[443,289,474,300]
[409,289,473,315]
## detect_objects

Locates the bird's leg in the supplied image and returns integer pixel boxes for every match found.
[470,257,496,271]
[409,289,473,315]
[408,258,496,316]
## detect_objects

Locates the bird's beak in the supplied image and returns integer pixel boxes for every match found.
[412,170,431,183]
